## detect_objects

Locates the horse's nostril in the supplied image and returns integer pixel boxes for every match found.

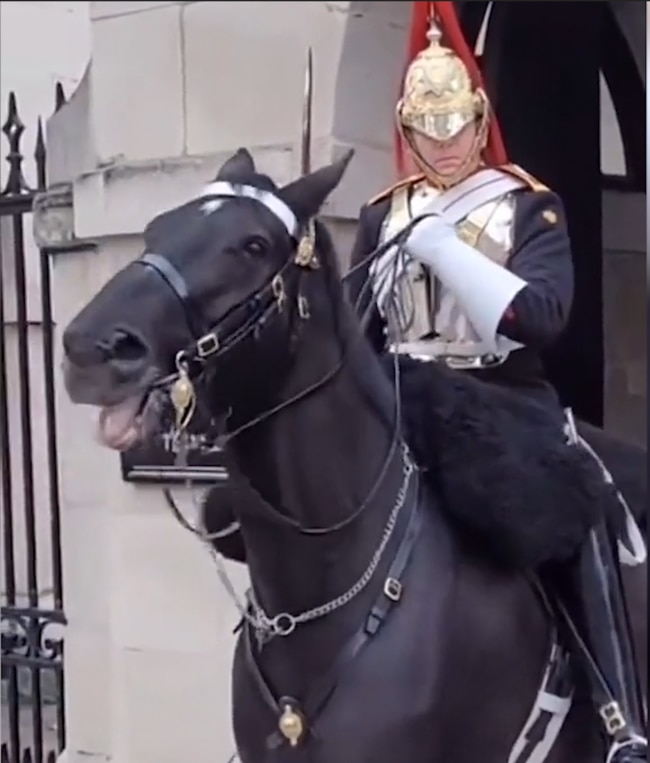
[62,327,103,367]
[101,329,148,362]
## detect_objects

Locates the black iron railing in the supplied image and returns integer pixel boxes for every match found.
[1,86,67,763]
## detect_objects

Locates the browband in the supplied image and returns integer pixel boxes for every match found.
[200,181,299,238]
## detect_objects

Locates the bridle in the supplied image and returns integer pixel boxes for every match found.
[135,180,419,537]
[137,181,319,431]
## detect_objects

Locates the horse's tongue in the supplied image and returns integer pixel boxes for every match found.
[97,397,141,450]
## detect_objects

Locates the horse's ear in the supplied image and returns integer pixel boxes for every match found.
[279,149,354,222]
[215,148,256,182]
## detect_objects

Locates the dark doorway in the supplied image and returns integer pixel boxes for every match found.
[458,1,644,426]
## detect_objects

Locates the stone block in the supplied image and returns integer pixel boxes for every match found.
[110,505,248,654]
[604,363,646,445]
[71,149,296,240]
[111,646,235,763]
[91,4,184,162]
[91,2,176,20]
[332,2,409,149]
[61,506,111,632]
[63,630,113,758]
[602,191,645,255]
[182,1,348,156]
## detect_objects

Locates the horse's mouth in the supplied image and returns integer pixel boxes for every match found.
[97,393,147,450]
[62,357,170,451]
[96,386,168,451]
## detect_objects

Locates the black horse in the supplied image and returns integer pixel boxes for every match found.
[61,148,647,763]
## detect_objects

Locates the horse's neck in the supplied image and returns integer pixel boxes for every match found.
[228,315,404,617]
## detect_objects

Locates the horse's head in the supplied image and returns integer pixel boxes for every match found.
[62,147,353,450]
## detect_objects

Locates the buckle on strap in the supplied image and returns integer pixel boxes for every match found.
[600,700,628,736]
[383,577,402,602]
[196,332,219,358]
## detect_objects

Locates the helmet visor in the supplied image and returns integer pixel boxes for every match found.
[406,108,475,142]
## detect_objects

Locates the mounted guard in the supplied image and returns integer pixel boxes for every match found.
[347,2,647,761]
[58,3,647,754]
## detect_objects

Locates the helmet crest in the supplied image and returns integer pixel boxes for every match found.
[398,16,485,144]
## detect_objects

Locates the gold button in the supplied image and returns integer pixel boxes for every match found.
[542,209,558,225]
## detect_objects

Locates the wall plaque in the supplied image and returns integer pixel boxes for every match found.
[120,405,228,484]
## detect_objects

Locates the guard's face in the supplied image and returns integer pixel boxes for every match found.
[411,121,478,177]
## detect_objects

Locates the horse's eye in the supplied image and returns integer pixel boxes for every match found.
[242,236,268,257]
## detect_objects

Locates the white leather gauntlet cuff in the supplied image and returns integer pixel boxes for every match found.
[406,218,527,352]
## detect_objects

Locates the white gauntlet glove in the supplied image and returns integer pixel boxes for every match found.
[404,214,527,352]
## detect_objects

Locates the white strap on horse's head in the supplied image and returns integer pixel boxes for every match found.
[199,181,299,239]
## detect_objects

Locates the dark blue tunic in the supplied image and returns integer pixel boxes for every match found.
[346,187,575,410]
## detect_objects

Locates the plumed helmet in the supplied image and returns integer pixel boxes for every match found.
[398,18,487,143]
[394,3,508,186]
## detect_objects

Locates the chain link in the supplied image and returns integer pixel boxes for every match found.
[246,442,415,645]
[168,437,416,647]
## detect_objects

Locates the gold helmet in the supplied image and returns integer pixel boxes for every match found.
[396,16,490,186]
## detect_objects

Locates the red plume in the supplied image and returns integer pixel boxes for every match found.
[395,1,508,175]
[395,2,431,176]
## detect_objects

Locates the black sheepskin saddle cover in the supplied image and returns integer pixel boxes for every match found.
[392,356,645,569]
[202,358,646,571]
